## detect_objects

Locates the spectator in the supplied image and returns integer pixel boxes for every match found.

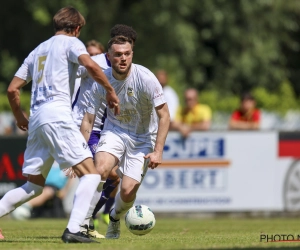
[228,93,261,130]
[156,70,179,121]
[170,88,212,137]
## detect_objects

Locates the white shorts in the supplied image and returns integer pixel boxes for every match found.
[23,121,92,177]
[96,130,153,183]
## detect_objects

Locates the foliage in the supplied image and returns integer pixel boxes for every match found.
[198,80,300,114]
[0,92,31,112]
[2,0,300,113]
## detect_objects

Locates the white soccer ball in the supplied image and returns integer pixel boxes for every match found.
[125,204,156,236]
[11,205,31,221]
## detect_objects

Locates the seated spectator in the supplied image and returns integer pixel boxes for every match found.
[228,93,261,130]
[170,88,212,137]
[156,69,179,121]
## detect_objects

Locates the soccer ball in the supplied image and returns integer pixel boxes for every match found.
[11,204,31,220]
[125,205,156,236]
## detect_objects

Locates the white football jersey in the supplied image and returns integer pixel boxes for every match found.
[15,35,88,132]
[87,64,166,141]
[163,86,179,121]
[72,53,111,131]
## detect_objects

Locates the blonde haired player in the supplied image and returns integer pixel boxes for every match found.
[0,6,119,243]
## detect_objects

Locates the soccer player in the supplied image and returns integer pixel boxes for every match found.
[0,6,119,243]
[81,35,170,239]
[72,25,138,238]
[86,40,105,56]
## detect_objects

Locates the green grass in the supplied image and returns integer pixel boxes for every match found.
[1,217,300,249]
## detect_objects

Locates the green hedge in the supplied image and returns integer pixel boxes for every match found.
[0,81,299,116]
[177,80,300,115]
[0,91,31,113]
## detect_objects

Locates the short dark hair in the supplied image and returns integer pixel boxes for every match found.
[110,24,137,43]
[53,6,85,33]
[241,92,255,101]
[107,36,134,50]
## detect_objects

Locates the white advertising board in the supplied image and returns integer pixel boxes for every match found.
[136,131,292,212]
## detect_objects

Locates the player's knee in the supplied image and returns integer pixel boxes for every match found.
[97,166,110,179]
[25,182,44,198]
[120,186,138,202]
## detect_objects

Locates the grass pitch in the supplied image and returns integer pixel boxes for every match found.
[1,216,300,249]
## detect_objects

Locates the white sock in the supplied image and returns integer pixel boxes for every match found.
[0,182,43,217]
[67,174,100,233]
[110,192,135,221]
[82,181,105,226]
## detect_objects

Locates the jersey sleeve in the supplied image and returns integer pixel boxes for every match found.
[144,73,166,107]
[14,50,35,83]
[86,81,105,115]
[76,65,88,78]
[67,38,89,64]
[76,54,109,78]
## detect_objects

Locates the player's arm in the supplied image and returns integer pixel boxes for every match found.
[7,76,29,131]
[229,120,260,130]
[145,103,170,169]
[78,54,119,115]
[80,82,104,141]
[154,103,170,153]
[80,112,96,142]
[190,120,211,131]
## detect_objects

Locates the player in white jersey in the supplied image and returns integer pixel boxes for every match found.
[81,35,170,239]
[72,25,138,238]
[0,7,119,243]
[72,53,110,239]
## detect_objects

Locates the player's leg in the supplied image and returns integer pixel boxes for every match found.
[93,166,120,224]
[64,157,100,230]
[50,121,101,243]
[106,138,151,239]
[106,175,140,239]
[82,129,123,228]
[0,126,54,219]
[0,127,53,239]
[0,174,45,219]
[62,158,101,243]
[81,151,117,237]
[11,185,56,220]
[79,130,110,238]
[101,183,119,225]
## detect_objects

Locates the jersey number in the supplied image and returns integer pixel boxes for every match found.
[37,55,47,84]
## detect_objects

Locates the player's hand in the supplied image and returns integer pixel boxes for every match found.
[179,125,191,138]
[144,151,162,169]
[106,90,120,116]
[63,168,77,178]
[16,116,29,131]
